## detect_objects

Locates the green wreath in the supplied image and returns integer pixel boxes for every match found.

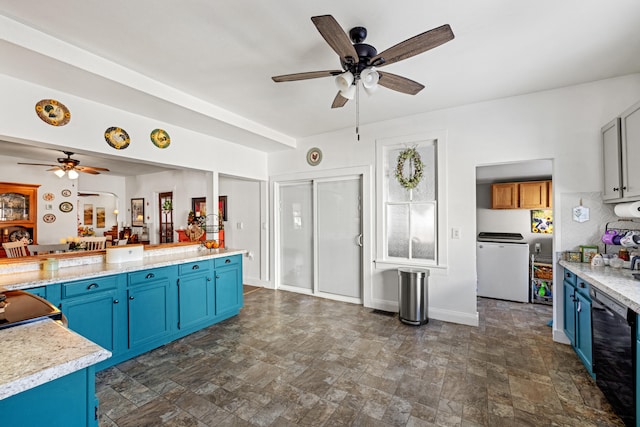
[395,147,423,189]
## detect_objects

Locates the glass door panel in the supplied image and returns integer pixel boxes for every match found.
[279,183,313,290]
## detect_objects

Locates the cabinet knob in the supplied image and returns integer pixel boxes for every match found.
[566,273,570,278]
[225,259,231,264]
[129,295,135,300]
[622,186,627,190]
[613,187,620,191]
[207,277,212,282]
[114,299,119,304]
[215,275,220,279]
[578,282,585,288]
[192,265,200,270]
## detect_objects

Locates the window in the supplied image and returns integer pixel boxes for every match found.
[376,133,445,266]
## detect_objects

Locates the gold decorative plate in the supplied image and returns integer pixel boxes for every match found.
[59,201,74,213]
[35,99,71,126]
[150,128,171,149]
[42,192,55,201]
[105,127,131,150]
[61,189,72,197]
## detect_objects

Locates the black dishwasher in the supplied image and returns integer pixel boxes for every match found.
[590,287,636,426]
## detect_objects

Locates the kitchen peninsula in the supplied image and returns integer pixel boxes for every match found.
[0,243,245,427]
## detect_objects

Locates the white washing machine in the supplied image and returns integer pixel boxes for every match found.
[476,232,530,303]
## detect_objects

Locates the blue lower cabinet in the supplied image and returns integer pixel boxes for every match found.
[178,271,214,330]
[563,280,576,346]
[214,255,243,317]
[25,286,47,298]
[562,268,593,377]
[0,367,98,427]
[128,269,175,349]
[59,276,125,370]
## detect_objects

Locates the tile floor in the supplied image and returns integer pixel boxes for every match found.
[96,289,624,426]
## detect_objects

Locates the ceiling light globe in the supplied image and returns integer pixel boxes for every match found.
[335,71,354,92]
[361,67,379,89]
[54,169,65,178]
[68,169,79,180]
[340,84,356,100]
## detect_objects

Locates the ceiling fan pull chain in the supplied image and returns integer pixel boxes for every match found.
[356,83,360,141]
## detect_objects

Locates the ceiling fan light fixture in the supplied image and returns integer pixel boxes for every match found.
[67,169,79,180]
[335,71,354,92]
[340,84,356,100]
[361,67,379,89]
[53,169,66,178]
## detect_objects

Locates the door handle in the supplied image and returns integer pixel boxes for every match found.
[356,234,363,247]
[577,301,581,312]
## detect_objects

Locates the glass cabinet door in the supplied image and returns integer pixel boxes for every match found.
[0,192,30,222]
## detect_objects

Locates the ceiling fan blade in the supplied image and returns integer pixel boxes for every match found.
[311,15,359,64]
[272,70,343,82]
[46,167,63,171]
[371,24,454,67]
[331,92,349,109]
[77,168,100,175]
[18,162,59,167]
[378,72,425,95]
[76,165,110,172]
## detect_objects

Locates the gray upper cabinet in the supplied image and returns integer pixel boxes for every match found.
[602,100,640,203]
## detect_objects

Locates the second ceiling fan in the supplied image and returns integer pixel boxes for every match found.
[272,15,455,108]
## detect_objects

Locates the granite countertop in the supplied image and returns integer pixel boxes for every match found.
[559,260,640,312]
[0,247,245,292]
[0,319,111,400]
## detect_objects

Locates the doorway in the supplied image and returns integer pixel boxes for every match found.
[277,175,363,303]
[159,191,173,243]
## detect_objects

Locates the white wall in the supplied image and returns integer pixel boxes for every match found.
[219,176,265,287]
[268,73,640,327]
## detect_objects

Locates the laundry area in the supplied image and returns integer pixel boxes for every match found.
[476,161,553,304]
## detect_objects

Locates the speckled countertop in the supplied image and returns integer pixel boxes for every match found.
[559,260,640,312]
[0,246,245,401]
[0,319,111,400]
[0,247,246,291]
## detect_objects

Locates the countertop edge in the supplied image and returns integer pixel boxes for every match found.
[559,260,640,313]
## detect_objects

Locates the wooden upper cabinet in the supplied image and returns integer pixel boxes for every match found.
[491,180,551,209]
[0,182,40,244]
[491,183,518,209]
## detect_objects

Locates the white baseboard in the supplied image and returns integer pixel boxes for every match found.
[553,328,571,344]
[243,278,271,288]
[365,299,479,327]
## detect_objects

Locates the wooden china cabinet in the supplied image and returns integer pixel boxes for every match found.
[0,182,40,256]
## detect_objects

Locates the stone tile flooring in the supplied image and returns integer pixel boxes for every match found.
[97,289,624,426]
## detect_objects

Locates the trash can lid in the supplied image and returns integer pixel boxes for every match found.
[397,267,430,277]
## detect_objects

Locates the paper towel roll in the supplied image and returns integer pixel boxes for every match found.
[614,201,640,218]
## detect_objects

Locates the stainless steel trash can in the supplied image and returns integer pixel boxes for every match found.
[398,268,430,325]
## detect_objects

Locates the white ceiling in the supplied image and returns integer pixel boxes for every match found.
[1,1,640,158]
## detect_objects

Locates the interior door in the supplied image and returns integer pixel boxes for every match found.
[316,178,362,299]
[279,182,313,291]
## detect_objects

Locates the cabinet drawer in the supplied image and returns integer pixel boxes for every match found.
[62,276,118,299]
[575,278,591,298]
[128,266,175,286]
[179,260,211,275]
[563,269,577,287]
[214,255,240,268]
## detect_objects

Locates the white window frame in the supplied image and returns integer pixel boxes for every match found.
[375,131,448,269]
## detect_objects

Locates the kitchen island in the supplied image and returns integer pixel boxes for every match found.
[0,243,245,427]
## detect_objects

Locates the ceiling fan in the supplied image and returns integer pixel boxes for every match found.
[272,15,455,108]
[18,151,110,179]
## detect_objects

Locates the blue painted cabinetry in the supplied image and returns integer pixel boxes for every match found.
[562,268,593,376]
[177,260,215,331]
[214,255,243,317]
[127,266,177,350]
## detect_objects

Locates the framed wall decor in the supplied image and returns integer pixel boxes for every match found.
[131,198,145,226]
[192,197,206,216]
[219,196,228,221]
[84,203,93,225]
[96,207,106,228]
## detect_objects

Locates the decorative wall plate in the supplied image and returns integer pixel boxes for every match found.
[150,128,171,149]
[43,213,56,223]
[42,192,55,201]
[35,99,71,126]
[306,147,322,166]
[61,189,72,197]
[59,201,73,213]
[105,127,131,150]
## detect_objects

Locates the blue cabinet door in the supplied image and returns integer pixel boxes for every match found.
[575,290,593,374]
[215,263,242,317]
[563,280,576,346]
[178,273,214,330]
[62,289,121,353]
[128,278,172,349]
